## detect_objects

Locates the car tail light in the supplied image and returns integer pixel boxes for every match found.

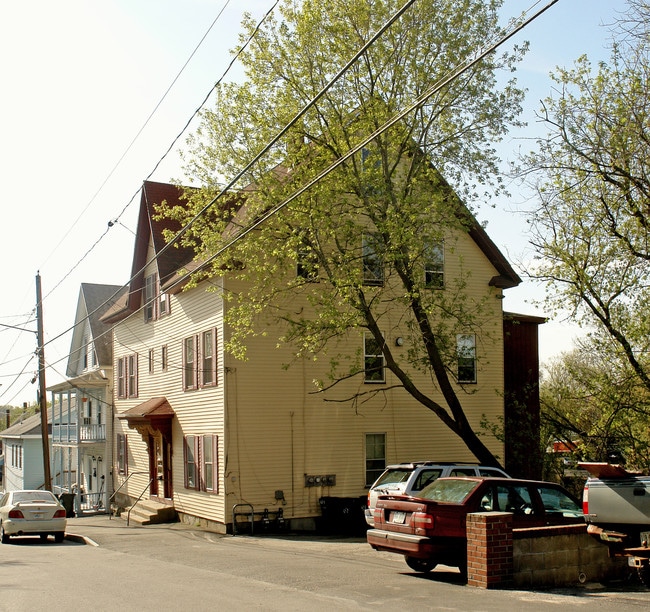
[367,492,371,508]
[54,509,67,519]
[412,512,434,533]
[8,509,25,519]
[583,483,589,515]
[373,507,384,525]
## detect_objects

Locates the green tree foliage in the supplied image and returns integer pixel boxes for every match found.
[523,1,650,396]
[540,337,650,472]
[162,0,526,466]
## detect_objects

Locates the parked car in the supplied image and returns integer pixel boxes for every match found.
[367,476,583,575]
[0,490,67,543]
[365,462,510,526]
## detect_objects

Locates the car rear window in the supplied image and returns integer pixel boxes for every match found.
[13,491,58,504]
[419,478,480,503]
[374,469,412,487]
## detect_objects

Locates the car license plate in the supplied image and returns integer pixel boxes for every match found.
[32,513,43,519]
[392,511,406,524]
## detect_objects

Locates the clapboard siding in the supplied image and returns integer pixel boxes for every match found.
[112,189,519,529]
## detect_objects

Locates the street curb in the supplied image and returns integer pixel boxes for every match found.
[65,532,99,547]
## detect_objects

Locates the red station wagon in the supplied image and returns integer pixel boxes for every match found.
[367,476,584,575]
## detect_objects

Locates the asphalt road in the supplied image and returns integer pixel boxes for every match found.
[1,515,650,611]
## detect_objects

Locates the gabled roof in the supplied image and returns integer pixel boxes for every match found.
[66,283,125,377]
[102,181,196,323]
[0,410,52,439]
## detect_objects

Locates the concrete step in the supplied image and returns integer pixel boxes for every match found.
[119,500,177,525]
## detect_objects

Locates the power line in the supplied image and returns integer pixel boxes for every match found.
[38,0,237,272]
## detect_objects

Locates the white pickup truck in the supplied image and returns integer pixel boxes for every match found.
[580,462,650,585]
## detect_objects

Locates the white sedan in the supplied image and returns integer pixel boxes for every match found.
[0,490,67,543]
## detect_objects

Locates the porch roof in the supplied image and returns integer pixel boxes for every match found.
[117,397,175,420]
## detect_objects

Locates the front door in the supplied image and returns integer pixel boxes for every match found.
[149,433,173,500]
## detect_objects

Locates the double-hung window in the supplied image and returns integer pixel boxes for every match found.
[183,329,218,390]
[457,334,477,383]
[184,434,219,492]
[117,354,138,398]
[362,233,384,286]
[144,273,170,322]
[116,434,128,476]
[144,273,157,322]
[297,242,319,280]
[365,433,386,486]
[424,240,444,288]
[364,332,385,383]
[183,336,197,390]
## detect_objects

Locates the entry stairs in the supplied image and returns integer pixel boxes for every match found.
[119,499,178,525]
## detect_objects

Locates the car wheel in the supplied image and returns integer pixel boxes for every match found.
[1,526,9,544]
[404,556,437,573]
[54,532,65,543]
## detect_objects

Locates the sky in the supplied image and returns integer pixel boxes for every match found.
[0,0,624,408]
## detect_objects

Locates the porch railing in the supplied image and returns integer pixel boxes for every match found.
[52,422,106,443]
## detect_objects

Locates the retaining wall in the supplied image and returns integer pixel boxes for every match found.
[466,512,628,589]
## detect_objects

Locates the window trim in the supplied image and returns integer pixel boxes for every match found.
[116,433,128,476]
[424,239,444,289]
[183,329,218,391]
[117,354,139,398]
[365,432,386,487]
[184,435,199,490]
[362,233,384,286]
[184,434,219,493]
[457,333,477,384]
[364,332,386,383]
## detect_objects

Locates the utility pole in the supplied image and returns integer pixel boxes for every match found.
[36,272,52,491]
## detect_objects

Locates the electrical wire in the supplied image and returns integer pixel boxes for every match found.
[38,0,236,272]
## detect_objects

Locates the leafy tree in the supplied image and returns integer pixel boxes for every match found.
[162,0,527,466]
[540,337,650,472]
[522,0,650,396]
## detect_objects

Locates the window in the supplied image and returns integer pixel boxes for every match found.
[297,243,319,280]
[364,332,385,383]
[424,240,444,288]
[365,433,386,486]
[128,354,138,397]
[183,329,217,390]
[183,336,197,390]
[143,273,170,322]
[201,330,216,386]
[161,345,168,372]
[116,434,128,476]
[184,435,198,489]
[362,233,384,285]
[117,354,139,398]
[82,336,88,369]
[159,291,169,317]
[117,357,125,398]
[184,434,219,492]
[457,334,477,383]
[202,434,219,492]
[148,349,154,374]
[144,273,157,322]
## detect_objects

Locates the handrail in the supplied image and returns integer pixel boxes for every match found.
[126,477,155,526]
[108,471,150,520]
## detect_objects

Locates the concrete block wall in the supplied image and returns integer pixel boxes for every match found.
[466,515,628,589]
[512,524,628,588]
